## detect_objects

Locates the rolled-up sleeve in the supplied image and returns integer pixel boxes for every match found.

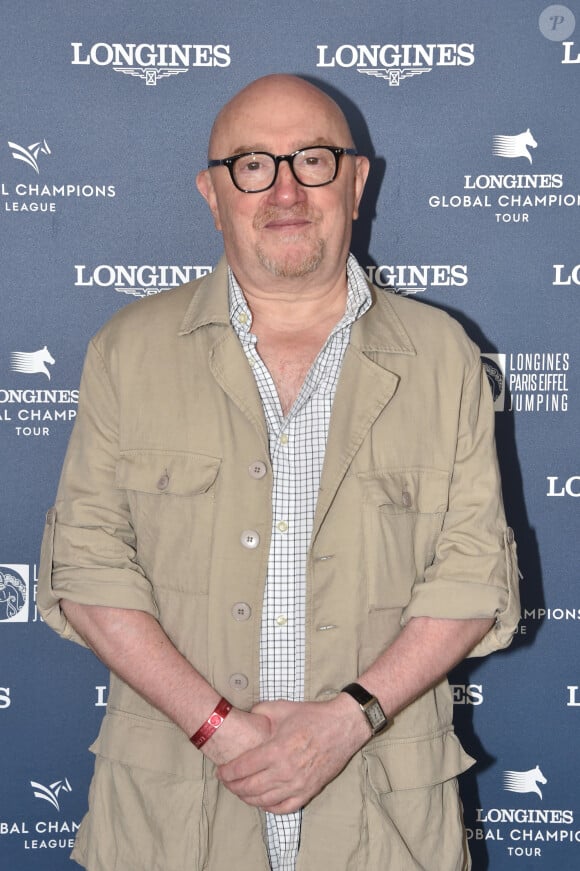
[400,355,521,656]
[37,338,159,646]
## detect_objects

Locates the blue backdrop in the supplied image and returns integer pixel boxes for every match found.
[1,2,579,868]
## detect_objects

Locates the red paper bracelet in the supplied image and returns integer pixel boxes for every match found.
[190,697,232,749]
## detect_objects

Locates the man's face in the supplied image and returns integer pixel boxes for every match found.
[196,78,369,291]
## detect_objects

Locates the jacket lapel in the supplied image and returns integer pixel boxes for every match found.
[313,289,416,539]
[178,257,269,450]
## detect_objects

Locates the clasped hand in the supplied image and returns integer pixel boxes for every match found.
[214,697,369,814]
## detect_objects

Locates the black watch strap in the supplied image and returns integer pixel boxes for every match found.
[341,682,389,735]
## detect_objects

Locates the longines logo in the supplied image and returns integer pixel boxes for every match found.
[482,352,570,413]
[316,42,474,86]
[428,129,580,223]
[74,264,213,297]
[2,141,116,214]
[0,352,78,439]
[71,42,231,85]
[365,263,468,294]
[466,763,580,858]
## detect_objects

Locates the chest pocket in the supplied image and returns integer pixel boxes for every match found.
[360,468,449,609]
[115,450,221,594]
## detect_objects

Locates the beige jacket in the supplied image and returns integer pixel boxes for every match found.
[38,258,520,870]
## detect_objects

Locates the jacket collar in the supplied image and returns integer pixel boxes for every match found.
[178,256,230,335]
[179,255,417,359]
[350,282,416,357]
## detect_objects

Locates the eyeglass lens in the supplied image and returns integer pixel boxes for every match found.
[233,147,337,191]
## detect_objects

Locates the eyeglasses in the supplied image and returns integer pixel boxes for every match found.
[207,145,358,193]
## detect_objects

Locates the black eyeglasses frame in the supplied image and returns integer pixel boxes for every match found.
[207,145,358,193]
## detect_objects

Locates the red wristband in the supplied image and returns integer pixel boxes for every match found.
[190,697,232,749]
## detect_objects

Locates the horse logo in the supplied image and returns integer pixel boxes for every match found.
[482,357,504,403]
[10,346,55,380]
[31,778,72,811]
[503,765,547,799]
[492,129,537,164]
[0,568,27,621]
[8,139,51,175]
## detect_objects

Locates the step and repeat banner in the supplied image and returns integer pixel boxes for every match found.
[1,2,578,868]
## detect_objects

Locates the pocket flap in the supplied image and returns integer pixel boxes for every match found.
[115,450,221,496]
[91,708,204,780]
[360,468,450,514]
[364,729,474,793]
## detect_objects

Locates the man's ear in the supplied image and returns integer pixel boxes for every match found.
[352,155,370,221]
[196,169,222,232]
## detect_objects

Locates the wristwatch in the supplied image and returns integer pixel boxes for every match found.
[341,682,389,735]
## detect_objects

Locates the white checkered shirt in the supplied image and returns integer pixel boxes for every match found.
[228,255,372,871]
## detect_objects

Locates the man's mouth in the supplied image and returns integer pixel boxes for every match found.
[254,207,319,231]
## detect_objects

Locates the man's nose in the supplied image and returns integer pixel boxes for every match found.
[266,160,306,204]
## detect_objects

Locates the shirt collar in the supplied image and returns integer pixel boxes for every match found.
[228,254,372,340]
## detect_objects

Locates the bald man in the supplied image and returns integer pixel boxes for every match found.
[39,75,519,870]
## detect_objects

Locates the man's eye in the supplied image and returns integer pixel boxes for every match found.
[239,159,263,173]
[303,156,321,166]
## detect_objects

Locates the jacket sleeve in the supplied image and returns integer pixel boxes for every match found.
[400,353,521,657]
[37,337,159,646]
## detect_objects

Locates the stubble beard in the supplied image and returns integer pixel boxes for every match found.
[255,237,326,278]
[253,206,326,278]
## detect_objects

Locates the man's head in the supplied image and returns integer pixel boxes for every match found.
[196,74,369,293]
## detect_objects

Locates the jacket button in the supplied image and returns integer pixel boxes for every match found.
[506,527,515,544]
[402,490,412,508]
[232,602,252,621]
[229,673,249,691]
[248,461,267,479]
[157,474,169,491]
[240,530,260,549]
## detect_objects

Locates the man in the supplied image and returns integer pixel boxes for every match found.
[38,74,520,870]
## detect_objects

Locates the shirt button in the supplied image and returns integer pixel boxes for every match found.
[231,602,252,621]
[276,520,288,533]
[240,529,260,549]
[248,461,267,480]
[279,433,289,445]
[237,312,248,325]
[229,673,249,691]
[275,615,288,626]
[157,474,169,491]
[402,490,412,508]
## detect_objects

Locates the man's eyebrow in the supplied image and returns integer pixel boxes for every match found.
[229,145,268,156]
[226,137,337,156]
